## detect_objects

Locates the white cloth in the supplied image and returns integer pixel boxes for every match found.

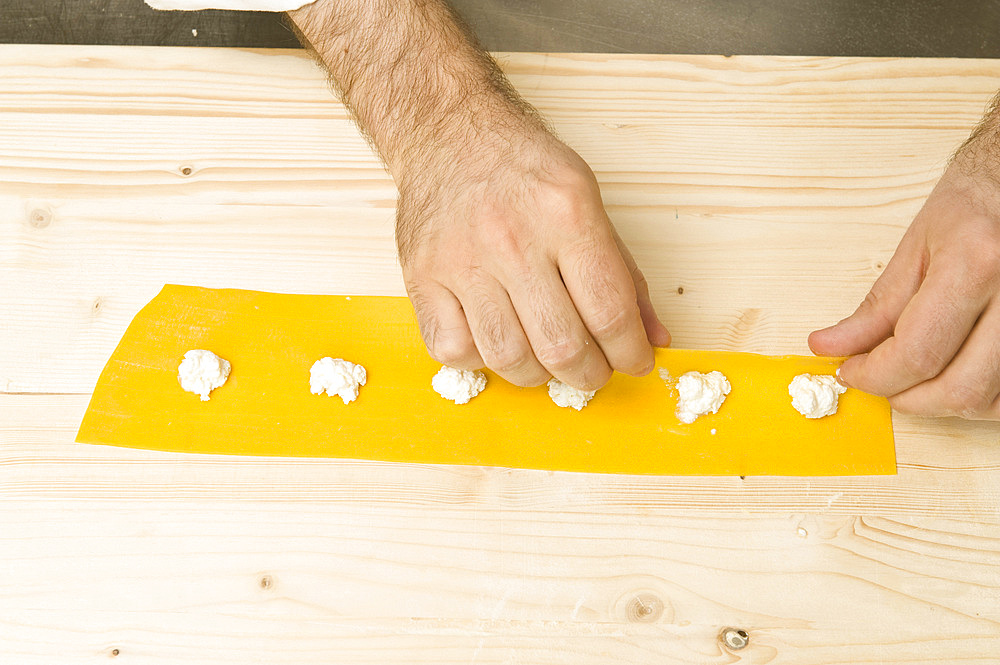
[145,0,313,11]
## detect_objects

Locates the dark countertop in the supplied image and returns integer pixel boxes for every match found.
[4,0,1000,57]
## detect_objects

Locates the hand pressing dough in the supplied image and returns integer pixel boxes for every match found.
[178,349,231,401]
[676,370,731,424]
[432,366,486,404]
[547,378,596,411]
[310,357,367,404]
[789,373,846,418]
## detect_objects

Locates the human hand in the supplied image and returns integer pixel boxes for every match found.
[286,0,668,390]
[809,137,1000,419]
[396,124,670,391]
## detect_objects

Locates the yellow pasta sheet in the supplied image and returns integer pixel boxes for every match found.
[77,285,895,476]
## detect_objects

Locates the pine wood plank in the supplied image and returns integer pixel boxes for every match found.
[5,47,1000,392]
[3,418,1000,664]
[3,45,1000,662]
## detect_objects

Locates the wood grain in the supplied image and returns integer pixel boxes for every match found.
[3,503,1000,663]
[2,45,1000,662]
[3,404,1000,663]
[6,48,1000,392]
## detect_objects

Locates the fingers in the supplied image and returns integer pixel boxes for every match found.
[888,301,1000,419]
[808,234,924,357]
[453,272,550,387]
[611,226,671,348]
[505,265,614,392]
[838,260,991,396]
[557,233,655,377]
[406,281,484,371]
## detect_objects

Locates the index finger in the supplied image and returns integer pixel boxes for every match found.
[839,264,989,396]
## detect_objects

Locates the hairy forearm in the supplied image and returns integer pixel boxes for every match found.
[287,0,542,184]
[954,88,1000,182]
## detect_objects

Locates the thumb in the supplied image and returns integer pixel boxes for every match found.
[808,238,923,357]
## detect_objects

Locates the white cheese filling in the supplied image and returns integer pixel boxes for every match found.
[310,357,367,404]
[788,373,846,418]
[432,366,487,404]
[547,378,596,411]
[177,349,231,401]
[675,370,731,424]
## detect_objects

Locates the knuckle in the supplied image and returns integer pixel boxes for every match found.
[535,338,589,372]
[429,335,476,367]
[486,345,531,376]
[857,288,894,331]
[965,216,1000,247]
[860,288,883,312]
[970,256,1000,290]
[957,220,1000,283]
[540,180,599,226]
[505,367,551,388]
[487,222,527,260]
[887,394,913,415]
[632,267,650,295]
[544,186,586,221]
[479,341,549,386]
[589,306,634,340]
[898,343,946,381]
[409,287,477,368]
[943,383,994,419]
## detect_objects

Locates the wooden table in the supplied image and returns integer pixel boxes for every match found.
[2,44,999,662]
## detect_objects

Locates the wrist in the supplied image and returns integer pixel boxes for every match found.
[384,89,547,186]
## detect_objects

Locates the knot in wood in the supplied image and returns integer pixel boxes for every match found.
[625,593,664,623]
[28,208,52,229]
[720,627,749,650]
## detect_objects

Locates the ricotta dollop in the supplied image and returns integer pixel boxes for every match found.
[310,357,367,404]
[675,370,731,424]
[788,373,846,418]
[177,349,231,401]
[547,378,596,411]
[432,366,487,404]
